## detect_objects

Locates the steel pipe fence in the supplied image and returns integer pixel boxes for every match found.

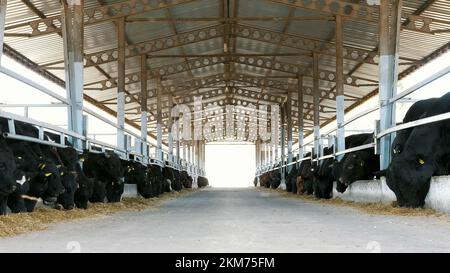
[257,65,450,176]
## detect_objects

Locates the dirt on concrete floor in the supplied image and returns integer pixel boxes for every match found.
[0,189,198,238]
[256,187,446,218]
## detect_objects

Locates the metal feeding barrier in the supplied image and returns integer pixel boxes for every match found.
[0,109,203,177]
[257,64,450,176]
[0,59,205,177]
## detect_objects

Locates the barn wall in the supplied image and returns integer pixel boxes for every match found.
[333,176,450,213]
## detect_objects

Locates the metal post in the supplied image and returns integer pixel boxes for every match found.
[280,103,286,188]
[176,121,180,165]
[0,0,7,65]
[255,139,261,170]
[187,142,191,164]
[335,15,345,160]
[82,115,88,150]
[265,142,269,166]
[156,77,163,161]
[62,0,84,150]
[313,53,320,159]
[379,0,402,169]
[297,76,304,163]
[168,92,174,162]
[116,17,126,150]
[287,91,293,172]
[182,141,187,162]
[140,54,148,156]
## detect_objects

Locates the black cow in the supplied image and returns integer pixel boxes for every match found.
[198,176,209,188]
[0,137,17,215]
[312,146,334,199]
[339,135,380,188]
[299,152,314,195]
[54,147,93,209]
[383,93,450,207]
[148,164,163,197]
[54,166,77,210]
[40,145,78,210]
[180,170,193,189]
[74,162,94,209]
[285,160,297,193]
[83,151,124,203]
[123,160,153,198]
[171,168,182,191]
[0,119,66,211]
[6,169,30,213]
[162,166,174,192]
[391,98,437,159]
[331,133,373,193]
[270,168,281,189]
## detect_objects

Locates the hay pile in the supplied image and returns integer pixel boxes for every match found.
[0,189,197,238]
[256,187,445,218]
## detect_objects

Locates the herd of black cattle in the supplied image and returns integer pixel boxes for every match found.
[0,118,208,215]
[255,92,450,208]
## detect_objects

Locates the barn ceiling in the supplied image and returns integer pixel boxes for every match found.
[2,0,450,143]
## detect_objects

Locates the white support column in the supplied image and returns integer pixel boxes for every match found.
[187,142,191,164]
[176,122,180,165]
[156,77,163,161]
[0,0,7,65]
[313,53,320,158]
[168,93,174,162]
[140,54,148,156]
[297,76,304,163]
[265,142,269,166]
[280,103,286,189]
[182,141,187,162]
[261,142,265,167]
[62,0,84,150]
[255,139,261,171]
[116,17,126,150]
[335,15,345,160]
[379,0,402,169]
[287,91,293,173]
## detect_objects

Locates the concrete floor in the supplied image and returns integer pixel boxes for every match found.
[1,187,450,253]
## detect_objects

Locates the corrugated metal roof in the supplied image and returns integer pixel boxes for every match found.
[2,0,450,139]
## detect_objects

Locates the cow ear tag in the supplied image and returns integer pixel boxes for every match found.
[45,172,52,177]
[360,161,365,167]
[418,158,425,165]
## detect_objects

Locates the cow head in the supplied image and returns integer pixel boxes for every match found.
[339,153,368,186]
[330,159,347,193]
[56,166,77,210]
[106,178,124,203]
[75,174,94,209]
[0,139,17,196]
[34,160,65,204]
[58,147,79,171]
[104,151,125,180]
[386,150,434,208]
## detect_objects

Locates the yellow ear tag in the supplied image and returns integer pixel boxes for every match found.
[40,164,46,170]
[45,172,52,177]
[419,159,425,165]
[60,172,64,176]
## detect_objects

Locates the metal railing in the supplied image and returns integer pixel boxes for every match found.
[256,64,450,176]
[0,60,208,177]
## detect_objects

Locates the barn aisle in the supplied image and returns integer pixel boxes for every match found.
[0,188,449,253]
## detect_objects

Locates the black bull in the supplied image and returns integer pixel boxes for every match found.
[379,92,450,208]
